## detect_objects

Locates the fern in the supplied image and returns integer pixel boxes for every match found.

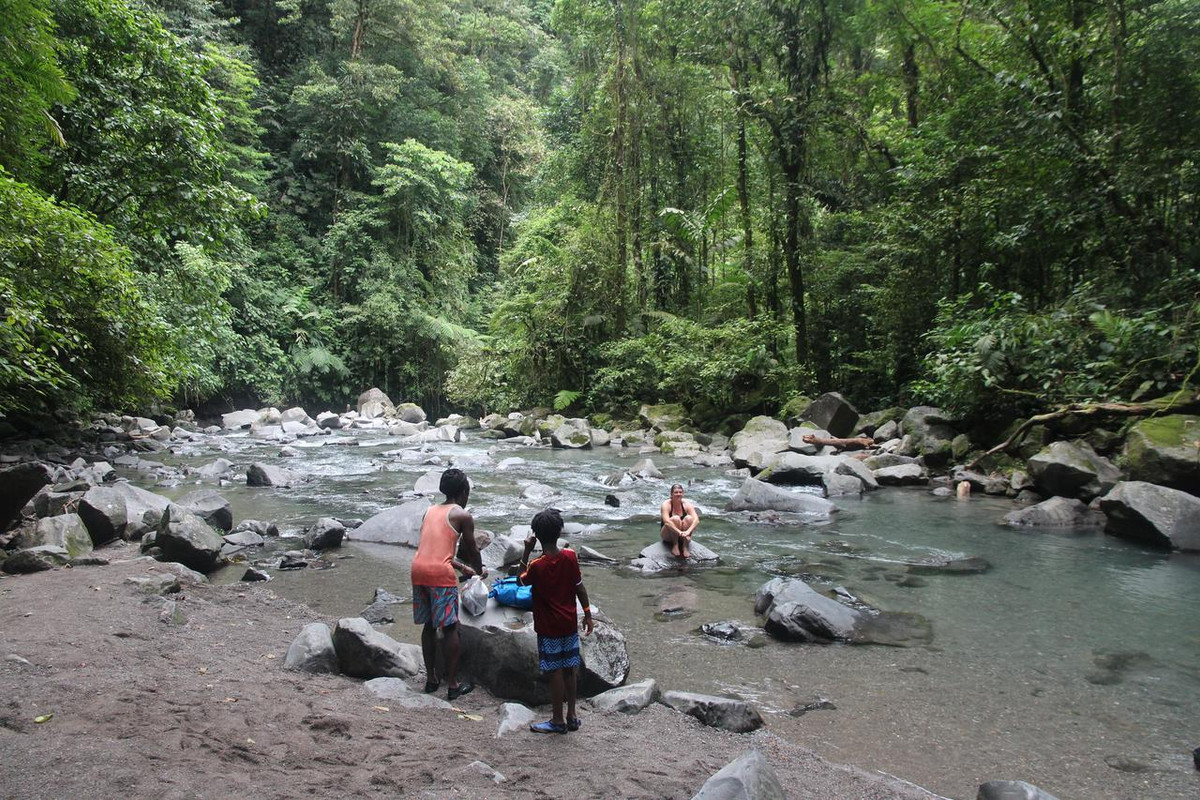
[554,389,581,411]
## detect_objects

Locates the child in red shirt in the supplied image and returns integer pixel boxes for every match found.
[518,508,594,734]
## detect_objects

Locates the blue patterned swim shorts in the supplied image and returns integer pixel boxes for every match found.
[537,632,582,672]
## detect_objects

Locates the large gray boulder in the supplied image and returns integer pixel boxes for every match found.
[977,780,1060,800]
[221,409,259,430]
[1123,415,1200,496]
[177,490,233,533]
[2,545,71,573]
[156,504,226,573]
[638,403,689,432]
[246,463,303,488]
[729,417,789,471]
[78,483,171,544]
[395,402,427,424]
[872,463,927,486]
[305,517,345,550]
[349,498,431,547]
[754,577,861,643]
[14,513,93,558]
[1003,497,1104,528]
[630,540,719,572]
[899,406,957,466]
[458,600,629,705]
[284,622,339,674]
[660,691,764,733]
[691,749,785,800]
[798,392,860,439]
[332,617,423,678]
[357,388,396,419]
[550,418,592,449]
[588,679,660,714]
[1098,481,1200,551]
[755,452,839,485]
[0,462,54,530]
[192,457,235,479]
[1028,440,1122,500]
[725,478,836,516]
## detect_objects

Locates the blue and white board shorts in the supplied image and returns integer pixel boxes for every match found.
[537,632,582,672]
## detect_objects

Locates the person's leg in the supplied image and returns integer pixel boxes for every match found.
[548,667,566,725]
[421,623,438,685]
[443,623,460,688]
[564,666,577,723]
[661,523,681,556]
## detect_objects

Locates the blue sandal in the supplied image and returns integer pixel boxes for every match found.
[566,716,581,732]
[530,720,568,734]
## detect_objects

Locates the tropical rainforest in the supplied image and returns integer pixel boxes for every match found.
[1,0,1197,431]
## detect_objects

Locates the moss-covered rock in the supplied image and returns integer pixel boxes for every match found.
[1123,415,1200,495]
[638,403,689,432]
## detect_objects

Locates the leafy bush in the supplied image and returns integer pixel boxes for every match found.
[911,279,1200,420]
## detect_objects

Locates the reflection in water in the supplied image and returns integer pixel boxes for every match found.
[127,427,1200,798]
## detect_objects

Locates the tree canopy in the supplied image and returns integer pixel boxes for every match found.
[1,0,1195,426]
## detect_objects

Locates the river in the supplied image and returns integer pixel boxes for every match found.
[132,425,1200,799]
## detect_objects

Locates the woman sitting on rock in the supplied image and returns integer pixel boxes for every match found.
[660,483,700,558]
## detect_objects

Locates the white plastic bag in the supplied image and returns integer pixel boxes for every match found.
[460,575,488,616]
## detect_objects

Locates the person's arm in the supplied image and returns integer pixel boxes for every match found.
[681,501,700,535]
[450,506,485,577]
[517,534,537,585]
[660,499,681,533]
[576,582,593,636]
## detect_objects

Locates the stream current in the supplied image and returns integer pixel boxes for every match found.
[130,426,1200,799]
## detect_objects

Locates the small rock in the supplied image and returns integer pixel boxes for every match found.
[241,567,271,582]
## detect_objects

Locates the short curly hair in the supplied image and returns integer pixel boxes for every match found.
[438,468,469,500]
[531,507,564,546]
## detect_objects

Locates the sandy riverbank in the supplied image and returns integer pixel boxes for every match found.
[0,550,942,800]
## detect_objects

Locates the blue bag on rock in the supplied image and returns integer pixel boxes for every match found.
[488,575,533,610]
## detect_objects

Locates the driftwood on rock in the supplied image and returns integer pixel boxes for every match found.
[968,392,1200,470]
[800,433,874,451]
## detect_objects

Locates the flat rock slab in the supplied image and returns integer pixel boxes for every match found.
[630,540,719,572]
[660,690,763,733]
[364,677,452,710]
[348,498,431,547]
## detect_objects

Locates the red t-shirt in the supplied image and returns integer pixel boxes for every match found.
[520,548,582,637]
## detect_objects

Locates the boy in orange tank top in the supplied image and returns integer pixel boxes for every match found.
[411,468,484,701]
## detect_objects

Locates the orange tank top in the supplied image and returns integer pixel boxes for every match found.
[411,504,460,588]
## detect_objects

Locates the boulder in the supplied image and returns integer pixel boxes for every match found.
[282,623,336,671]
[221,409,259,430]
[550,418,592,449]
[632,459,663,479]
[798,392,860,439]
[395,402,427,423]
[246,462,303,488]
[458,600,629,705]
[872,464,928,486]
[16,514,93,559]
[1,545,71,574]
[660,691,763,733]
[0,462,55,529]
[361,587,407,624]
[331,617,423,679]
[280,406,313,426]
[754,578,861,642]
[638,403,689,432]
[691,749,785,800]
[729,417,789,471]
[305,517,346,550]
[224,530,265,547]
[899,406,957,466]
[316,411,345,430]
[78,483,170,544]
[725,478,836,516]
[357,388,395,419]
[1098,481,1200,551]
[155,504,226,573]
[521,482,559,502]
[496,703,536,737]
[176,490,233,533]
[1123,415,1200,495]
[630,541,719,572]
[192,457,234,479]
[588,679,660,714]
[1027,440,1121,501]
[755,452,839,485]
[1003,497,1104,528]
[349,498,432,547]
[977,780,1061,800]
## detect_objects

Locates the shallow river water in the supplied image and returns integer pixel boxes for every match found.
[133,427,1200,799]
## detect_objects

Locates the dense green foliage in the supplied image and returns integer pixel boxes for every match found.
[1,0,1196,423]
